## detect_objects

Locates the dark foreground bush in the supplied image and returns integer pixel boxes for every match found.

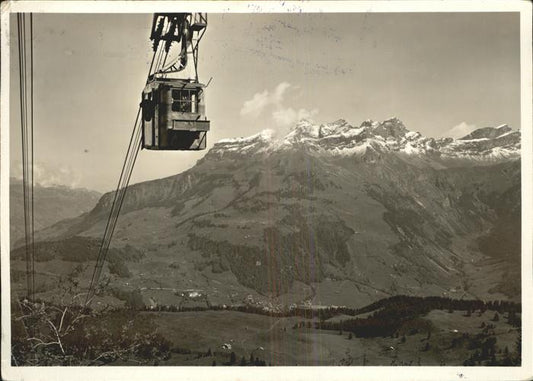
[11,300,171,366]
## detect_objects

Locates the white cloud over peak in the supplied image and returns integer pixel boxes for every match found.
[240,90,270,118]
[444,122,478,139]
[240,82,318,131]
[240,82,292,118]
[272,107,319,128]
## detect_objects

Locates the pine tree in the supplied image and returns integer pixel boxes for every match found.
[230,352,236,364]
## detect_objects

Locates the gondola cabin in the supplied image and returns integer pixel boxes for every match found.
[141,78,210,150]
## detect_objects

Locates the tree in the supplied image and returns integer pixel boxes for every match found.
[492,312,500,322]
[124,290,145,310]
[206,348,212,357]
[230,352,236,364]
[348,333,353,340]
[513,331,522,365]
[212,360,216,366]
[240,356,246,366]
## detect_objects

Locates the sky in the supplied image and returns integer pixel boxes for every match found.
[9,12,521,193]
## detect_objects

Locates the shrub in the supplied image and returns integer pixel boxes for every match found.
[108,260,131,278]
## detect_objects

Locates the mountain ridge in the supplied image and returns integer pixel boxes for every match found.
[18,117,521,309]
[10,178,101,248]
[207,118,520,165]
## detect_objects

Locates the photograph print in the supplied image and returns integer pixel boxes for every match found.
[1,1,532,380]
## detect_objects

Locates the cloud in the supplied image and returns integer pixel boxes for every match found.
[240,82,292,118]
[11,161,82,188]
[272,107,319,128]
[444,122,478,139]
[240,82,318,131]
[240,90,270,118]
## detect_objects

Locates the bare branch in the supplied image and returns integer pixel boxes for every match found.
[58,307,68,333]
[44,317,65,355]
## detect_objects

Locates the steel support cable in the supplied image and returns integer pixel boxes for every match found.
[17,14,26,289]
[17,13,35,302]
[85,39,164,305]
[91,119,142,293]
[86,41,162,303]
[18,14,30,300]
[93,134,142,288]
[85,111,141,304]
[88,120,142,299]
[30,14,35,302]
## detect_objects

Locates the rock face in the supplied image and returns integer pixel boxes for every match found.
[207,118,520,164]
[29,119,521,307]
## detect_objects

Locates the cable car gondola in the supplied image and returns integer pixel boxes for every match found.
[141,77,209,150]
[141,13,210,151]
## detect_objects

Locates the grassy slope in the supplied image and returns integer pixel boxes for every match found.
[146,309,519,366]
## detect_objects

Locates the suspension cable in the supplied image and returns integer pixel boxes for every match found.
[30,13,35,302]
[84,13,206,305]
[17,13,35,302]
[85,28,169,305]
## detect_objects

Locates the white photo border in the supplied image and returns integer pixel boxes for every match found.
[1,1,531,380]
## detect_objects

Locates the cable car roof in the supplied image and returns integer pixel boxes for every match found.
[145,76,207,89]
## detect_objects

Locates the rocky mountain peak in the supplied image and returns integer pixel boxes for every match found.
[204,118,519,165]
[459,124,512,140]
[369,117,409,139]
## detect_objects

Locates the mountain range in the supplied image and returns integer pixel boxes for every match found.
[9,179,101,248]
[11,118,521,309]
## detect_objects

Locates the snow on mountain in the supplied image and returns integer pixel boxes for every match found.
[459,124,512,140]
[25,116,521,308]
[208,118,520,164]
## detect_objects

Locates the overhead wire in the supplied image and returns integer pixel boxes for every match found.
[17,13,35,302]
[30,13,35,302]
[85,20,171,305]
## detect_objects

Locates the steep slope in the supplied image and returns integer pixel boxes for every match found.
[9,178,101,248]
[23,119,521,308]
